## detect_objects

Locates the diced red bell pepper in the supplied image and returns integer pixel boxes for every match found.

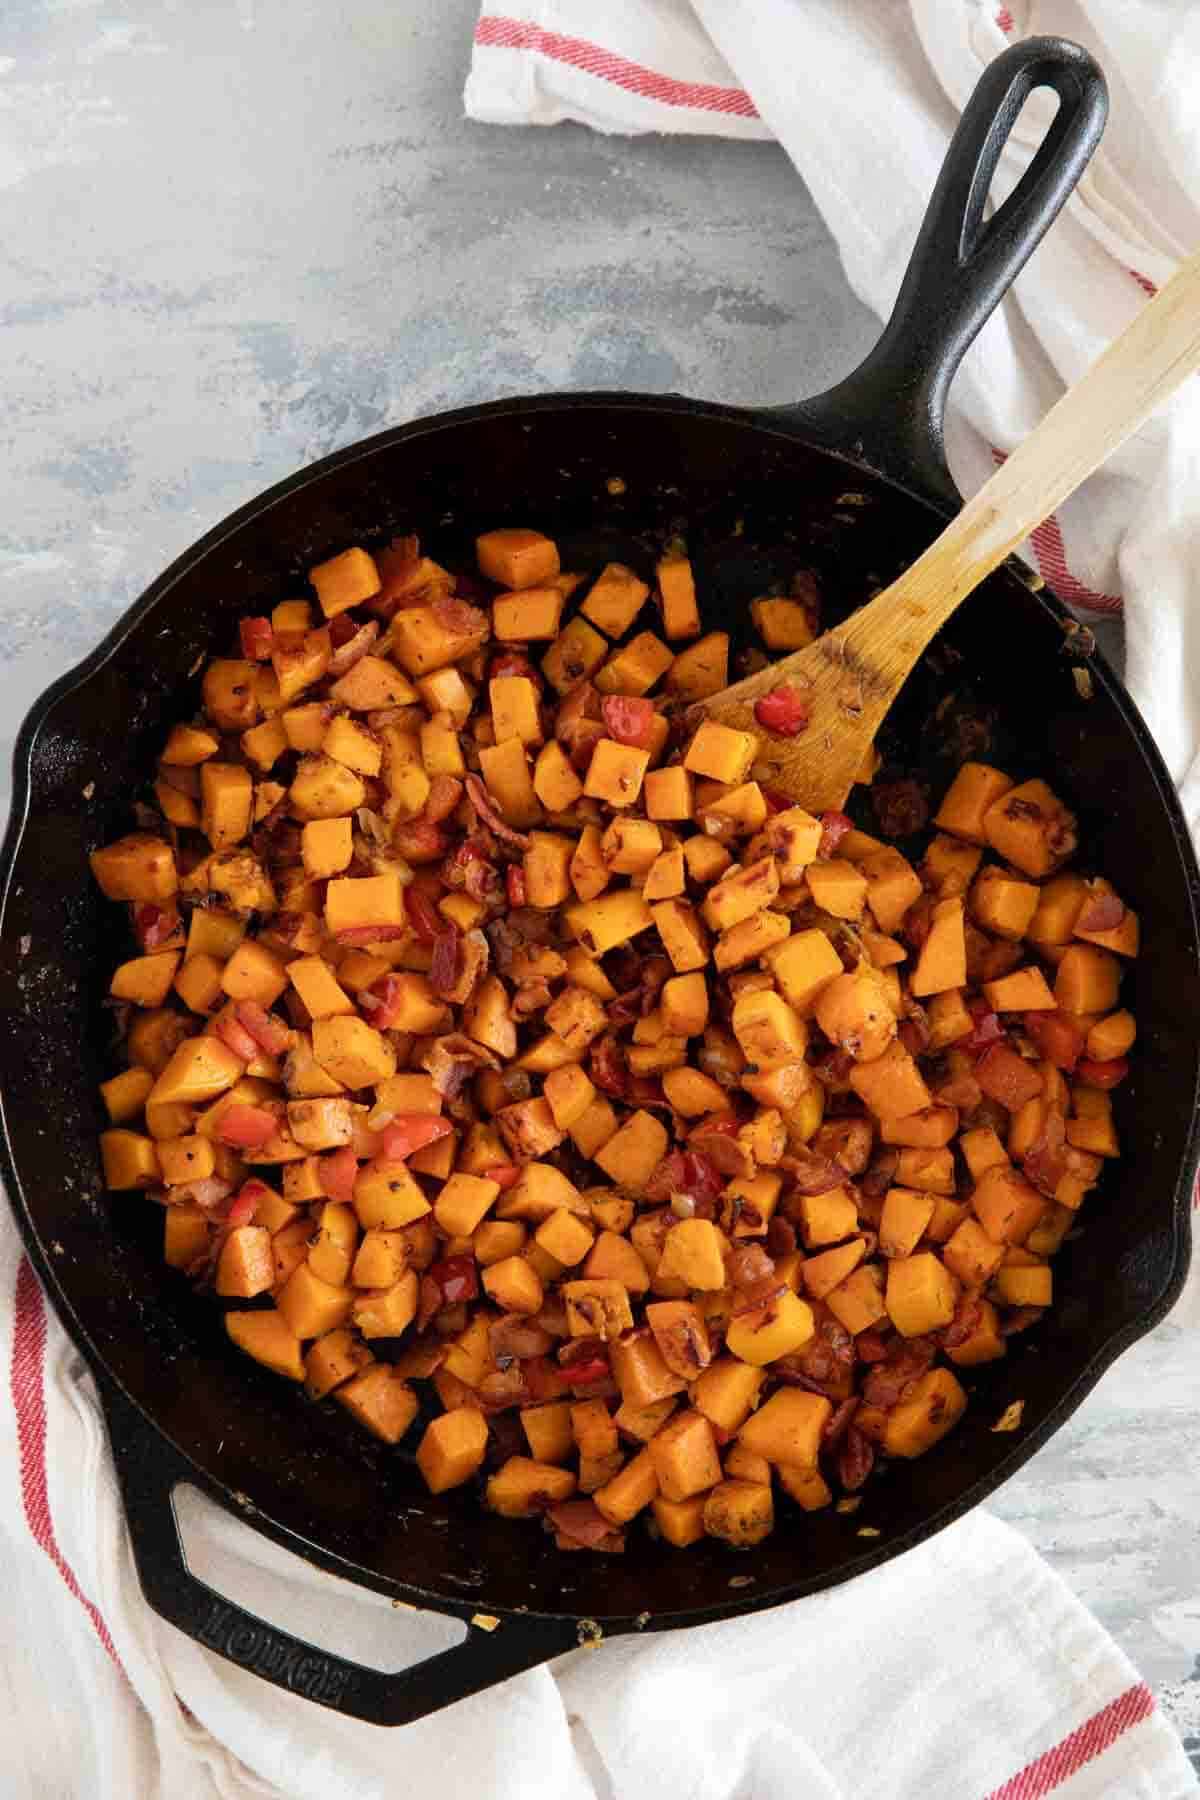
[523,1356,570,1402]
[975,1043,1044,1112]
[753,685,812,737]
[225,1181,267,1228]
[818,811,853,858]
[1076,1056,1129,1089]
[234,999,292,1057]
[761,787,793,816]
[321,1145,359,1205]
[600,696,656,748]
[217,1105,279,1149]
[1023,1010,1084,1072]
[429,1256,479,1304]
[379,1116,454,1160]
[506,865,527,907]
[212,1015,260,1063]
[482,1164,522,1189]
[238,616,274,661]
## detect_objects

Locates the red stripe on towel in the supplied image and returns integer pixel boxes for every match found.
[11,1255,125,1672]
[474,15,760,118]
[983,1683,1156,1799]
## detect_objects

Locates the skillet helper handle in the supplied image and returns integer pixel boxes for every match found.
[786,35,1108,509]
[100,1382,580,1727]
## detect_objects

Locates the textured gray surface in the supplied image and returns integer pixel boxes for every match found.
[1,0,1197,1773]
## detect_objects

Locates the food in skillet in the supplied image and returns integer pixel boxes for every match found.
[91,527,1137,1552]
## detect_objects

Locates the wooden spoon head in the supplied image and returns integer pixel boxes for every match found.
[702,627,898,814]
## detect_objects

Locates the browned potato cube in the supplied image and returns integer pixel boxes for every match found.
[416,1408,489,1493]
[703,1479,773,1546]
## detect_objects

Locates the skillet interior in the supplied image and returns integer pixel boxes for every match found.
[1,394,1196,1630]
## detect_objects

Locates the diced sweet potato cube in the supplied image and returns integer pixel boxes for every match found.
[304,1328,373,1400]
[352,1269,419,1338]
[703,1480,773,1546]
[885,1252,958,1337]
[765,928,843,1014]
[592,1446,658,1525]
[477,528,560,591]
[310,1017,396,1090]
[971,1164,1045,1244]
[796,1186,858,1249]
[800,1239,865,1301]
[985,966,1056,1014]
[353,1159,430,1229]
[926,989,973,1051]
[595,631,674,697]
[814,968,896,1062]
[805,858,867,921]
[945,1299,1007,1367]
[995,1262,1053,1307]
[934,762,1014,843]
[1086,1009,1136,1061]
[883,1368,966,1458]
[337,1365,419,1443]
[725,1288,815,1366]
[713,910,790,972]
[226,1309,304,1381]
[983,779,1077,878]
[521,1401,573,1464]
[652,1494,707,1546]
[910,897,966,997]
[493,587,564,642]
[483,1255,544,1316]
[578,561,649,635]
[562,1278,633,1340]
[100,1066,155,1125]
[276,1262,354,1338]
[1054,944,1121,1015]
[535,1208,595,1267]
[738,1388,830,1468]
[90,833,178,904]
[350,1229,408,1289]
[849,1042,931,1120]
[149,1036,244,1107]
[609,1330,688,1411]
[665,632,729,702]
[971,867,1040,940]
[533,740,584,812]
[778,1464,833,1511]
[581,1230,650,1298]
[942,1218,1005,1287]
[309,545,380,617]
[323,871,408,941]
[825,1263,887,1336]
[750,595,815,650]
[99,1129,160,1190]
[656,555,700,640]
[641,765,697,828]
[476,736,540,828]
[878,1188,935,1259]
[649,1408,721,1501]
[922,833,983,898]
[416,1408,489,1493]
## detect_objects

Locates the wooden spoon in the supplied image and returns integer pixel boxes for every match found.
[704,249,1200,814]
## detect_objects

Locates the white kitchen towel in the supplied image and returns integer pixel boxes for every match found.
[467,0,1200,1330]
[2,1213,1194,1799]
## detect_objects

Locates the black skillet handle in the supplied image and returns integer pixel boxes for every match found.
[99,1381,579,1726]
[783,36,1107,510]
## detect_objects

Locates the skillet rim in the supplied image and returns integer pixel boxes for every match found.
[1,387,1196,1639]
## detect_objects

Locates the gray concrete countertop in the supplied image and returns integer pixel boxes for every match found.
[2,0,1197,1776]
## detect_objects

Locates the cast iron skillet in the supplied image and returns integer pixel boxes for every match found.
[1,38,1196,1727]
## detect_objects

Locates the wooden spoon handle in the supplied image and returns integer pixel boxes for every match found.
[720,246,1200,721]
